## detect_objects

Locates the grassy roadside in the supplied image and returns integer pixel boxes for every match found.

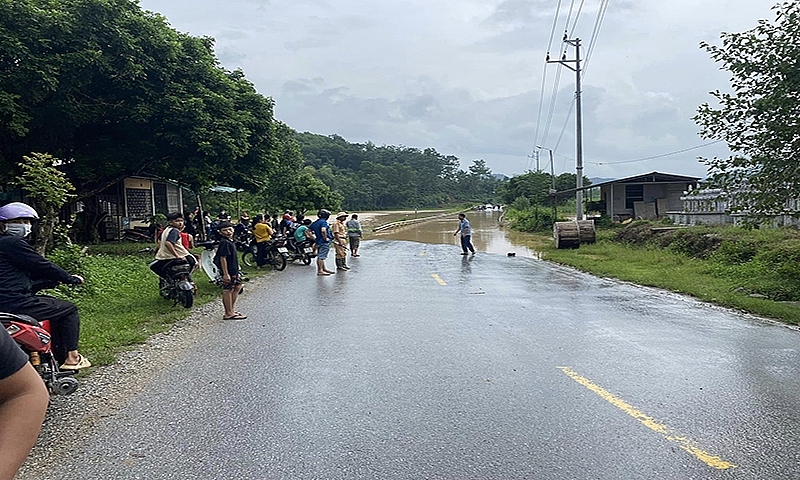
[506,222,800,325]
[47,243,268,366]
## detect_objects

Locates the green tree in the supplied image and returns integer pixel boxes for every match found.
[694,1,800,217]
[14,153,75,254]
[0,0,278,197]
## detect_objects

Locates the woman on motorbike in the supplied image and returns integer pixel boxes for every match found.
[0,202,90,369]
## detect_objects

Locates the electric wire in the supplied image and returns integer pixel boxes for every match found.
[589,141,724,165]
[569,0,586,38]
[541,64,565,147]
[532,0,565,159]
[583,0,609,78]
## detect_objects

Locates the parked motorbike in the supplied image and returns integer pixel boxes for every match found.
[1,279,80,395]
[197,241,250,284]
[152,258,195,308]
[285,236,314,265]
[241,235,288,271]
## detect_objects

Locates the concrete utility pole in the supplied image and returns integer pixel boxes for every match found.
[537,145,558,222]
[547,36,584,220]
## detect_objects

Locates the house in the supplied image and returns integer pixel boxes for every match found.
[557,171,701,221]
[82,176,190,241]
[668,187,800,227]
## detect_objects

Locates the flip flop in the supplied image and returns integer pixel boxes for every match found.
[60,354,91,371]
[223,313,248,320]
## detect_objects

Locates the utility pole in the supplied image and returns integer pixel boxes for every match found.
[537,145,558,222]
[547,36,584,220]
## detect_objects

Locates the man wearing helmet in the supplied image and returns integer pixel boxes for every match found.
[0,202,90,370]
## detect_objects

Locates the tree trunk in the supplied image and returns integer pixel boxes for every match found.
[34,204,57,255]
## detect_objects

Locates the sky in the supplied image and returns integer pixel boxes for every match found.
[137,0,777,180]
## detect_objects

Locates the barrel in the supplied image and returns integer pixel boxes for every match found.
[553,220,596,249]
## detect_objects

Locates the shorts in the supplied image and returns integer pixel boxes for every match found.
[317,242,331,260]
[349,237,360,250]
[222,275,242,291]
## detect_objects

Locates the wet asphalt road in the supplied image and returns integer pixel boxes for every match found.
[44,238,800,479]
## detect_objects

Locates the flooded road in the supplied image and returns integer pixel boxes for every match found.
[372,209,541,258]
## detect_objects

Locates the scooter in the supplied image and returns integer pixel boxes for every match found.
[285,236,314,265]
[1,280,80,395]
[240,236,288,271]
[152,258,195,308]
[197,241,250,284]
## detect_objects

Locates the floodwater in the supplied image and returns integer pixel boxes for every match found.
[371,209,541,258]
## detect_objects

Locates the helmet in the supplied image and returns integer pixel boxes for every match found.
[317,209,331,219]
[336,211,348,219]
[0,202,39,222]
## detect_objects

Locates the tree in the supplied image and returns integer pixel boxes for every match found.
[694,1,800,217]
[14,153,75,254]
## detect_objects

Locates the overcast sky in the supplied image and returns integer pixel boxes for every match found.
[138,0,776,179]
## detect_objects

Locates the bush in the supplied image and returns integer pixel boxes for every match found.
[511,196,531,211]
[710,240,759,265]
[508,206,556,233]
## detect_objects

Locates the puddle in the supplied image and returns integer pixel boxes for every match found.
[370,210,542,258]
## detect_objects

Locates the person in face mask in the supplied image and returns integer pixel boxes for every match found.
[0,202,90,370]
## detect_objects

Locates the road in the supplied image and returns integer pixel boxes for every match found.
[25,212,800,478]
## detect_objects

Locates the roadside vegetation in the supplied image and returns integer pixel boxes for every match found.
[508,217,800,324]
[45,243,268,367]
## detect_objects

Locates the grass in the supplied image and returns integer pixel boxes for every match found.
[47,242,269,366]
[513,225,800,325]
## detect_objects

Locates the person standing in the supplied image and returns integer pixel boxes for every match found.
[331,212,350,271]
[310,209,335,276]
[213,221,246,320]
[345,214,363,257]
[453,213,475,255]
[251,214,273,268]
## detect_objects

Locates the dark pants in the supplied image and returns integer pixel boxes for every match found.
[13,296,80,363]
[460,235,475,254]
[256,241,268,267]
[150,257,196,279]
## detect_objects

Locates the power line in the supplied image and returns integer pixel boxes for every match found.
[590,141,725,165]
[533,0,565,155]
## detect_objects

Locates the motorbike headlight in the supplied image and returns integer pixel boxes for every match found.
[5,324,20,335]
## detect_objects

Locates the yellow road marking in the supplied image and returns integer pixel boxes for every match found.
[431,274,447,285]
[557,366,736,470]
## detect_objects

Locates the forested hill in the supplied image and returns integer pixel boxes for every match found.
[294,133,501,211]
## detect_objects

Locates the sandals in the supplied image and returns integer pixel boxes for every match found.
[60,354,91,371]
[223,313,248,320]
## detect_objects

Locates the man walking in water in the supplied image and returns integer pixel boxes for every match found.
[453,213,475,255]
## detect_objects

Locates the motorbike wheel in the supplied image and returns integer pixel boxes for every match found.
[177,289,194,308]
[242,251,256,268]
[269,251,287,271]
[301,253,312,266]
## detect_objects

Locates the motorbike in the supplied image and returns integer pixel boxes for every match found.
[152,258,195,308]
[1,280,80,395]
[197,241,250,284]
[284,236,314,265]
[241,235,288,271]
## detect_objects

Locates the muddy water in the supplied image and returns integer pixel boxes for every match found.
[371,210,541,258]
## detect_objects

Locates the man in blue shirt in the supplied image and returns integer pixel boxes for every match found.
[310,209,335,275]
[453,213,475,255]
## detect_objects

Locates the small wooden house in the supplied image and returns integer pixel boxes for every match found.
[560,171,701,221]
